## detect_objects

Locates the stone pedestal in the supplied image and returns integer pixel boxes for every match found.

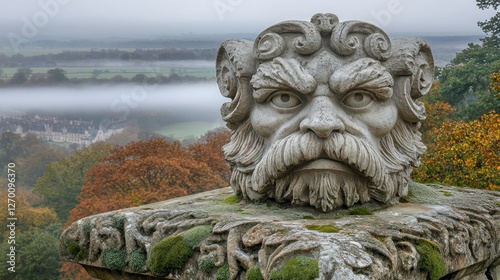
[60,182,500,280]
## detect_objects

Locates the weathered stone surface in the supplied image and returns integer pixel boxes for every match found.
[216,13,434,211]
[60,182,500,279]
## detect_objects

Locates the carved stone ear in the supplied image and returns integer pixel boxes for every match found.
[216,40,256,129]
[384,38,434,122]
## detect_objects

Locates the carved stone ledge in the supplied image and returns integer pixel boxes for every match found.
[60,182,500,280]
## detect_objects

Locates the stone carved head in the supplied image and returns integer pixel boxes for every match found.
[216,13,433,212]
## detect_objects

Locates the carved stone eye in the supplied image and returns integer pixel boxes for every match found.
[342,91,374,109]
[269,92,302,109]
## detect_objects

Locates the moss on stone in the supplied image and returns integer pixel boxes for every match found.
[129,248,147,273]
[348,207,373,215]
[302,215,316,220]
[414,239,446,280]
[146,235,193,276]
[112,215,127,234]
[216,263,230,280]
[183,225,212,248]
[305,224,341,233]
[198,256,215,274]
[82,220,92,238]
[400,196,412,203]
[246,266,263,280]
[269,256,319,280]
[67,241,88,260]
[102,248,127,270]
[221,195,243,204]
[407,181,442,204]
[67,241,81,259]
[442,191,452,197]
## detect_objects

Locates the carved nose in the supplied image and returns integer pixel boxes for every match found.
[299,97,345,138]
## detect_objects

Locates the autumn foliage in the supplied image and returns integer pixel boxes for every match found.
[491,71,500,96]
[413,111,500,190]
[66,134,230,226]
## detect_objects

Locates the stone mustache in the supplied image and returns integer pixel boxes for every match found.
[216,13,434,212]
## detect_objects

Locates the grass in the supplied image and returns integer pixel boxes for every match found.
[156,121,220,140]
[221,195,243,204]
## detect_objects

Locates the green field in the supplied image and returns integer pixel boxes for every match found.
[156,122,222,140]
[0,66,215,79]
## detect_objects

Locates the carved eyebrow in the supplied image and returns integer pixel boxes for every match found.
[251,57,317,102]
[329,58,393,100]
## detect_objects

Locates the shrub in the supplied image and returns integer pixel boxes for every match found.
[129,248,147,273]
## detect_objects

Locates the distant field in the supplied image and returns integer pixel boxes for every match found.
[156,122,221,140]
[0,48,138,57]
[1,66,215,79]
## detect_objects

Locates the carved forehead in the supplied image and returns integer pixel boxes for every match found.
[254,13,392,63]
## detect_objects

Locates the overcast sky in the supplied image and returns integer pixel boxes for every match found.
[0,0,496,40]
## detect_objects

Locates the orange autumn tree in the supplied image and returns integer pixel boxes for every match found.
[413,111,500,190]
[492,71,500,97]
[188,127,231,181]
[67,136,228,225]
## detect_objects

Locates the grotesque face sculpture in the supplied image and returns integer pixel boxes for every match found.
[216,13,433,211]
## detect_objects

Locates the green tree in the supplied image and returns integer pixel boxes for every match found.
[9,69,28,84]
[0,224,61,280]
[477,0,500,48]
[33,142,113,222]
[0,132,22,167]
[46,68,68,83]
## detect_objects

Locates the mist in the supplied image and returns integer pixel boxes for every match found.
[0,82,227,120]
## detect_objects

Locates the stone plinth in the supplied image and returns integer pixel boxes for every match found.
[60,182,500,280]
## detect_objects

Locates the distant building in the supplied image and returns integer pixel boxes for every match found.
[0,113,124,147]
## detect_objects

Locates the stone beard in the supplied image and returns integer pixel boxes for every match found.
[216,13,434,212]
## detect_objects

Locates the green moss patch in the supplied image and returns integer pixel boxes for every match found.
[112,215,127,234]
[348,207,373,215]
[67,241,88,261]
[400,196,412,203]
[269,256,319,280]
[183,225,212,248]
[246,266,263,280]
[129,248,147,273]
[414,239,446,280]
[102,248,127,270]
[198,256,215,274]
[305,224,341,233]
[216,263,230,280]
[407,181,442,204]
[302,215,316,220]
[146,235,193,276]
[221,195,243,204]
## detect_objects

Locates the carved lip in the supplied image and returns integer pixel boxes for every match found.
[297,159,354,174]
